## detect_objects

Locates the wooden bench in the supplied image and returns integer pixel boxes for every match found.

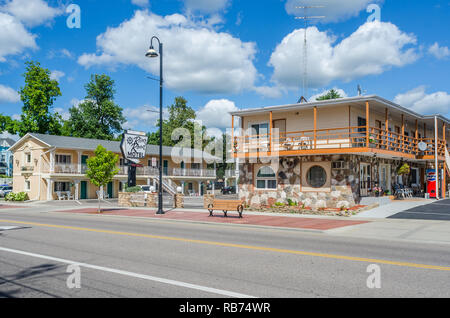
[208,200,244,218]
[130,193,146,207]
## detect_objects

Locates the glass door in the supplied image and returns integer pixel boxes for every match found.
[360,163,371,197]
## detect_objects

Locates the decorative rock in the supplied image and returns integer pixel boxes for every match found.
[337,201,350,210]
[315,200,327,210]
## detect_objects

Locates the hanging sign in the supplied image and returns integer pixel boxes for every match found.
[120,130,148,164]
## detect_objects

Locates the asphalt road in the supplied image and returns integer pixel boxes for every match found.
[389,199,450,221]
[1,207,450,298]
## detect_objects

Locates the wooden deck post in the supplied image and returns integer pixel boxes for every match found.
[231,115,235,154]
[314,106,317,149]
[401,114,405,152]
[269,111,273,153]
[385,108,389,149]
[366,101,370,148]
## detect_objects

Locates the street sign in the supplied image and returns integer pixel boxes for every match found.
[120,130,148,164]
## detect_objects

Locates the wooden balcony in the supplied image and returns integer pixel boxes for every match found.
[233,126,447,160]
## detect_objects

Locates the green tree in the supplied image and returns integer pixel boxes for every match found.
[85,145,119,213]
[17,61,64,137]
[64,74,125,140]
[316,89,343,101]
[148,97,208,148]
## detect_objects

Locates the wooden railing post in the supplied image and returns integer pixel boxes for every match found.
[366,101,370,148]
[269,111,273,153]
[314,106,317,149]
[385,108,389,149]
[401,114,405,152]
[231,115,235,154]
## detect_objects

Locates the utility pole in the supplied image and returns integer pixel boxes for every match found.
[295,5,325,102]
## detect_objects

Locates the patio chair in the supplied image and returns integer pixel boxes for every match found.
[66,191,74,200]
[56,191,66,200]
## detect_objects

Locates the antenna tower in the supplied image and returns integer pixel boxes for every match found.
[295,5,325,102]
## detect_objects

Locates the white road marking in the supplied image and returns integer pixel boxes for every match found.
[0,246,255,298]
[398,211,450,216]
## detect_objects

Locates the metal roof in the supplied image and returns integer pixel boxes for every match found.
[230,95,450,124]
[9,133,219,161]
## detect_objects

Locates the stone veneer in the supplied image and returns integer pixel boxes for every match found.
[238,155,425,210]
[119,192,157,208]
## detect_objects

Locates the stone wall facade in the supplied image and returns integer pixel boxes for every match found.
[238,155,426,210]
[174,194,184,208]
[118,192,158,208]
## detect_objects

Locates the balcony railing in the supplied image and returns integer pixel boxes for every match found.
[234,126,447,158]
[42,164,215,178]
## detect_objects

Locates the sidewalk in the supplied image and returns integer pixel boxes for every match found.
[351,199,434,219]
[54,207,369,231]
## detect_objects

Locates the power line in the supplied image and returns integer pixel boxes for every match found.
[295,5,325,102]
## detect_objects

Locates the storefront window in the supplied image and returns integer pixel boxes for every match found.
[256,166,277,189]
[307,166,327,188]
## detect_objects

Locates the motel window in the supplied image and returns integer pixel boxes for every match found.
[25,180,31,191]
[54,182,71,192]
[192,163,201,170]
[55,155,71,164]
[256,166,277,190]
[358,117,367,133]
[307,166,327,189]
[25,153,32,164]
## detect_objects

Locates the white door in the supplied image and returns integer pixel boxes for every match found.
[379,164,391,193]
[360,163,371,197]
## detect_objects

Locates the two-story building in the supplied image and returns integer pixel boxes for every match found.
[230,95,450,208]
[9,133,218,201]
[0,137,15,177]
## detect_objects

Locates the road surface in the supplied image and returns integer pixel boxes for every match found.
[1,208,449,298]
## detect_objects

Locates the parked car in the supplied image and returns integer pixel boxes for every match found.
[0,185,13,197]
[221,186,236,195]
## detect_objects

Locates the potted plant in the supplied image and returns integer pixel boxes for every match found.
[372,187,382,197]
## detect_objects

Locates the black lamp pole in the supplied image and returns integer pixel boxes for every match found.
[146,36,165,215]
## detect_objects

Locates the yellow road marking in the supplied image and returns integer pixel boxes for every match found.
[1,219,450,272]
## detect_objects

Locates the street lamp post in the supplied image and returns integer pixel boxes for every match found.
[146,36,165,215]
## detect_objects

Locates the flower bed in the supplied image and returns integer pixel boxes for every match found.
[246,204,369,217]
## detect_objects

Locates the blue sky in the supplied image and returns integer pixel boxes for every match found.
[0,0,449,136]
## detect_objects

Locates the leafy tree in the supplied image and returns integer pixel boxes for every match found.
[85,145,119,213]
[148,97,208,148]
[64,74,125,140]
[316,89,343,101]
[16,61,64,137]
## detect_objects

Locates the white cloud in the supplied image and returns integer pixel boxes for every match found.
[53,107,70,120]
[183,0,230,13]
[196,99,238,129]
[123,104,170,130]
[1,0,62,27]
[78,10,257,94]
[285,0,383,23]
[50,70,65,81]
[310,88,348,101]
[48,48,73,59]
[269,21,418,90]
[394,86,450,115]
[0,12,37,62]
[252,86,285,98]
[428,42,450,59]
[131,0,150,7]
[0,84,20,103]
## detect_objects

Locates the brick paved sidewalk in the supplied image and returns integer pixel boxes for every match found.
[56,208,369,231]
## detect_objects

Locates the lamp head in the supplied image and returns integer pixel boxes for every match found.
[145,46,159,58]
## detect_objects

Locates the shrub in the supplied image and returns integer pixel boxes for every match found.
[5,192,29,202]
[287,198,298,207]
[274,202,285,207]
[125,186,142,193]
